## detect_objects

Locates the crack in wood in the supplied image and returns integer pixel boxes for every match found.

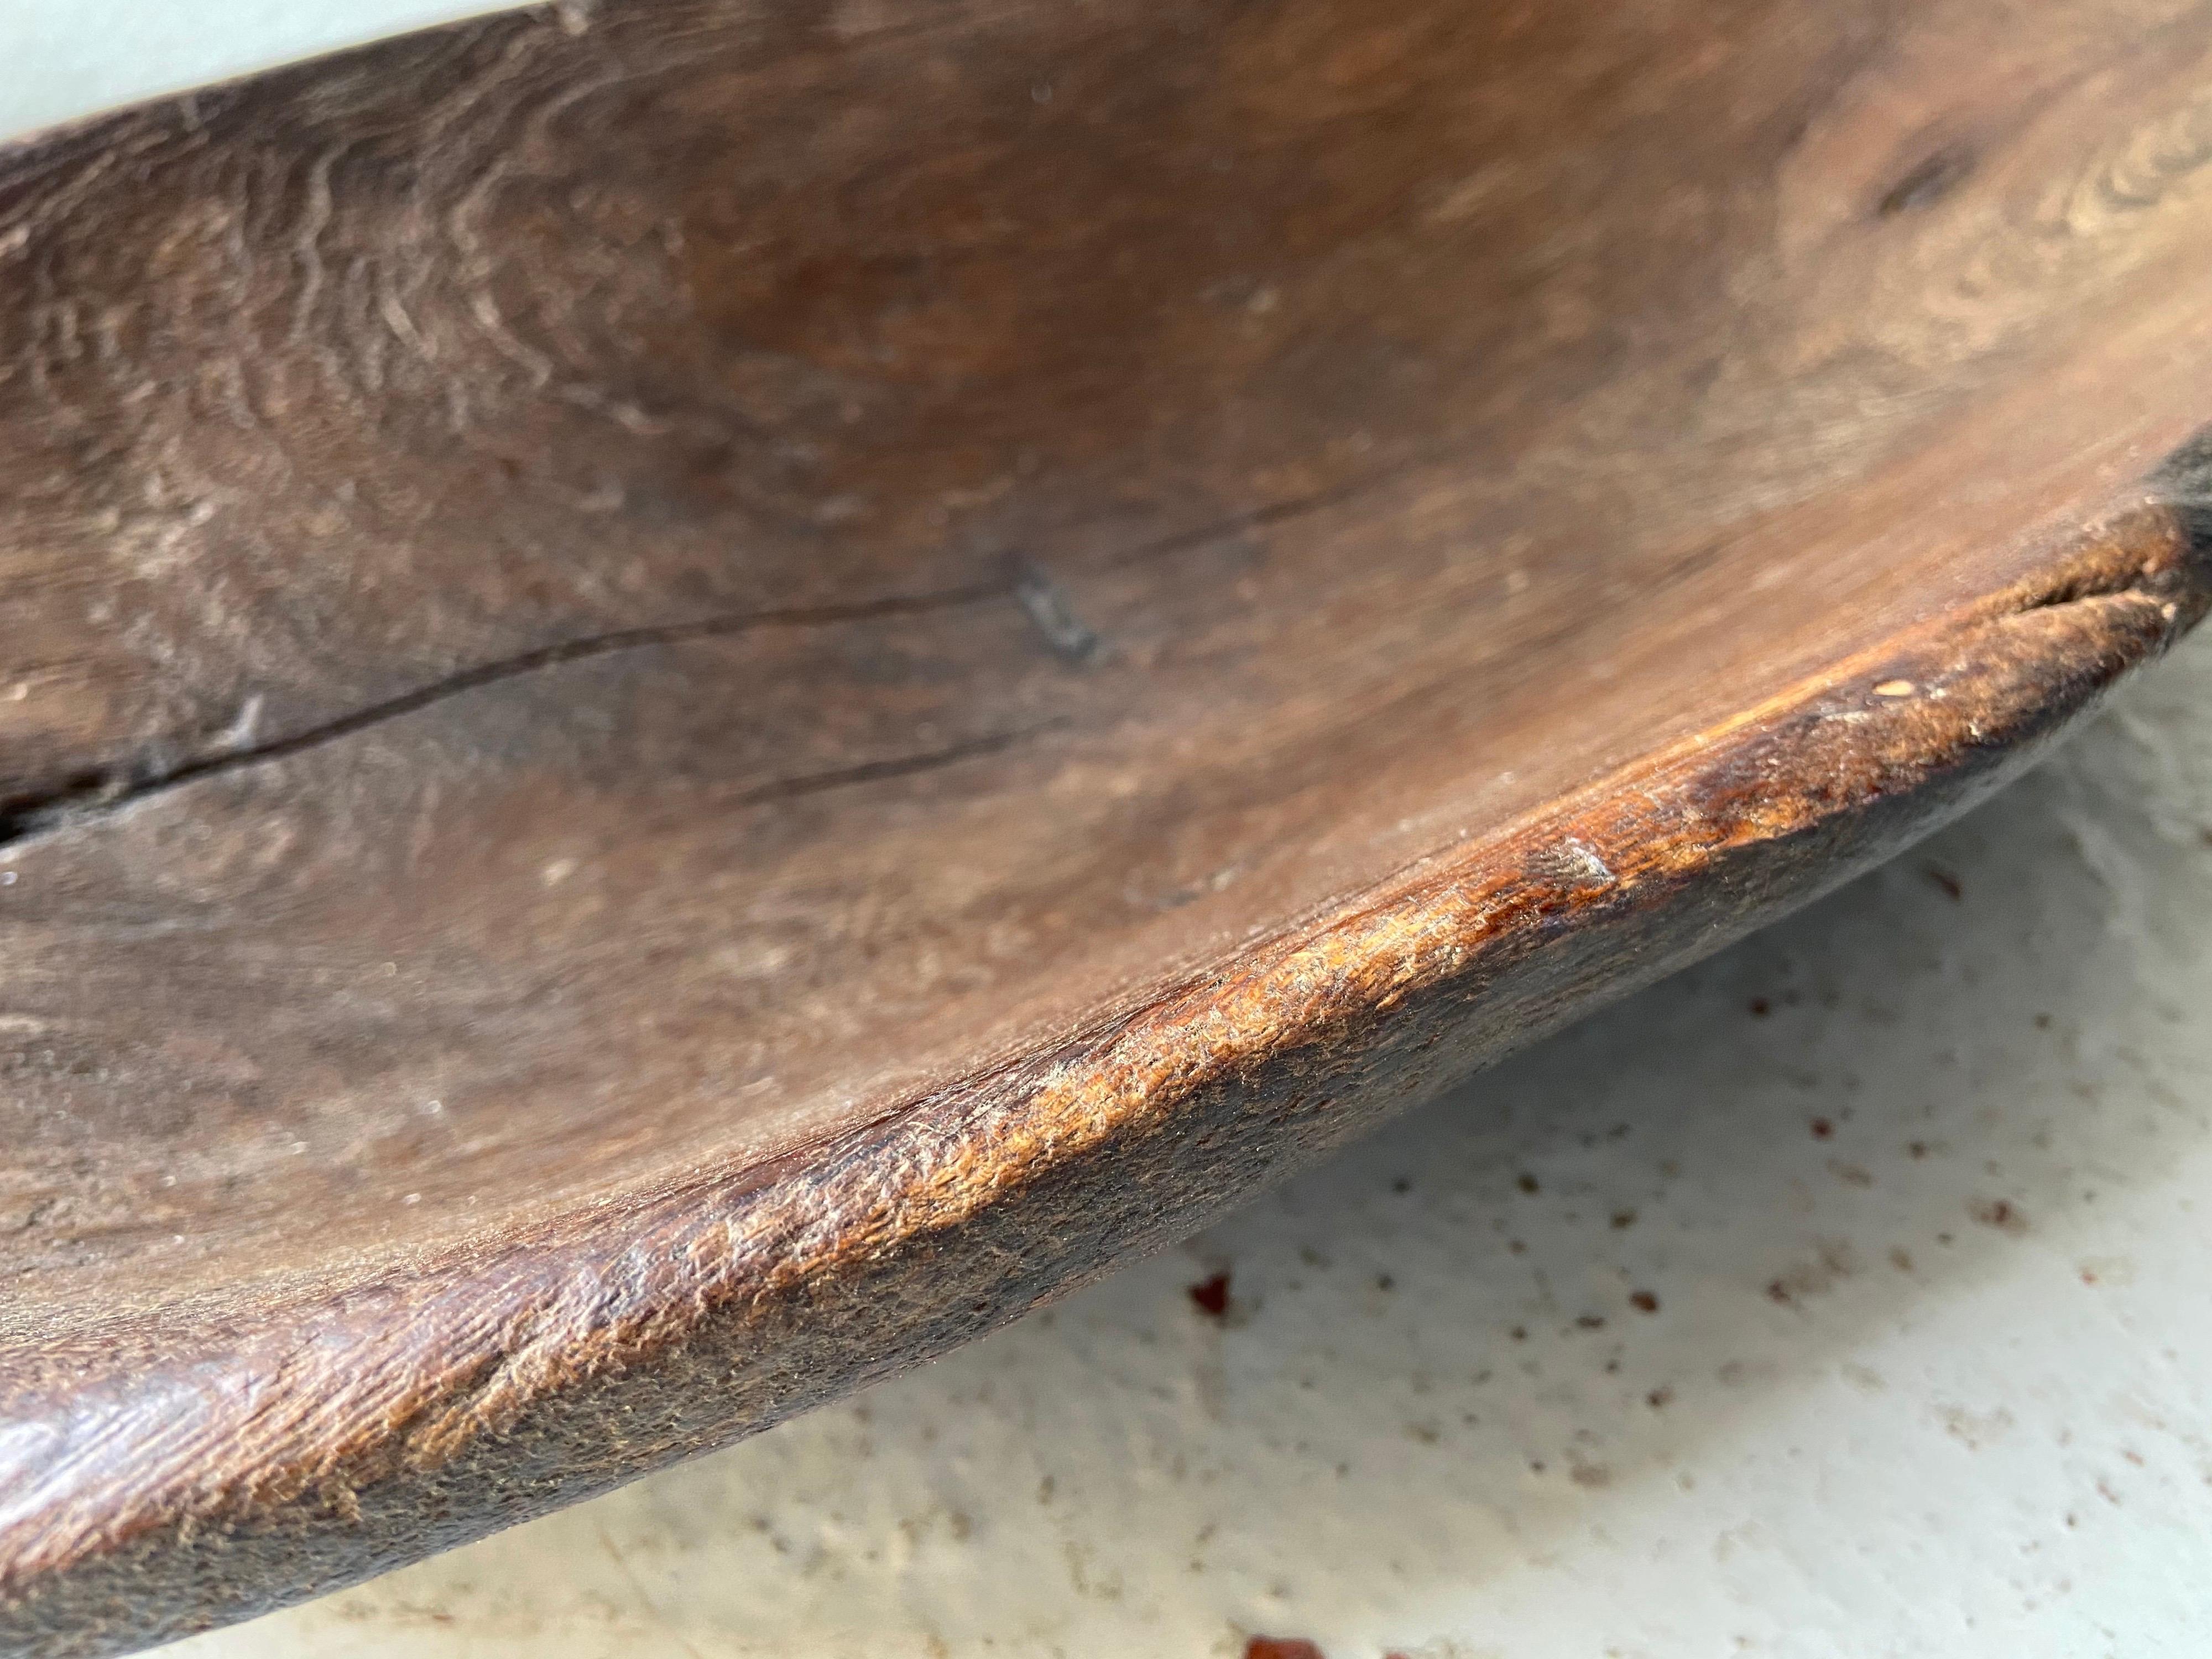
[0,584,1006,850]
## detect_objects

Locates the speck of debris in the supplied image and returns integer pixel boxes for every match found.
[1611,1208,1638,1229]
[1630,1290,1660,1313]
[1969,1197,2030,1235]
[1391,1177,1412,1194]
[1244,1638,1325,1659]
[1842,1361,1886,1395]
[1748,997,1771,1017]
[1811,1117,1834,1139]
[1188,1271,1231,1318]
[1766,1239,1859,1306]
[1576,1313,1607,1330]
[1908,1141,1929,1158]
[1564,837,1615,884]
[1872,678,1917,697]
[1516,1172,1540,1194]
[1924,865,1964,901]
[1507,1239,1527,1255]
[2033,1012,2053,1030]
[1647,1385,1674,1409]
[1891,1247,1916,1272]
[1376,1274,1395,1292]
[1510,1326,1528,1341]
[1012,559,1104,664]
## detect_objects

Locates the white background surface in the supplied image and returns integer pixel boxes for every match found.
[12,8,2212,1656]
[0,1,505,145]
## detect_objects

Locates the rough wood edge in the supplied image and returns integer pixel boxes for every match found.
[4,455,2210,1655]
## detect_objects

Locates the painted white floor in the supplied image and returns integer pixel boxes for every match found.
[14,11,2212,1656]
[0,1,508,145]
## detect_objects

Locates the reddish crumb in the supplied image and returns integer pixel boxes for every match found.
[1646,1385,1674,1408]
[1188,1271,1231,1318]
[1924,865,1964,901]
[1747,997,1771,1017]
[1630,1290,1659,1313]
[1810,1117,1834,1140]
[1245,1639,1325,1659]
[1969,1197,2030,1236]
[1908,1141,1929,1158]
[1516,1172,1540,1194]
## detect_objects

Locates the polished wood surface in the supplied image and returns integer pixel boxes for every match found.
[4,0,2212,1650]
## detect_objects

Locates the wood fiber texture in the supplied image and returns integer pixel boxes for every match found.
[5,0,2212,1651]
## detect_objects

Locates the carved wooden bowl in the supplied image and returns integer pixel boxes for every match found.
[6,1,2212,1651]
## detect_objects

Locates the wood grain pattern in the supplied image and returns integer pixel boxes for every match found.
[4,0,2212,1651]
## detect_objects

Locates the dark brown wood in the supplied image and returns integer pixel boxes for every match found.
[4,0,2212,1650]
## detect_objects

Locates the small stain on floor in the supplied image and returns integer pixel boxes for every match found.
[1188,1271,1232,1319]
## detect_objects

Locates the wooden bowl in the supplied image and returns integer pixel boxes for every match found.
[6,1,2211,1651]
